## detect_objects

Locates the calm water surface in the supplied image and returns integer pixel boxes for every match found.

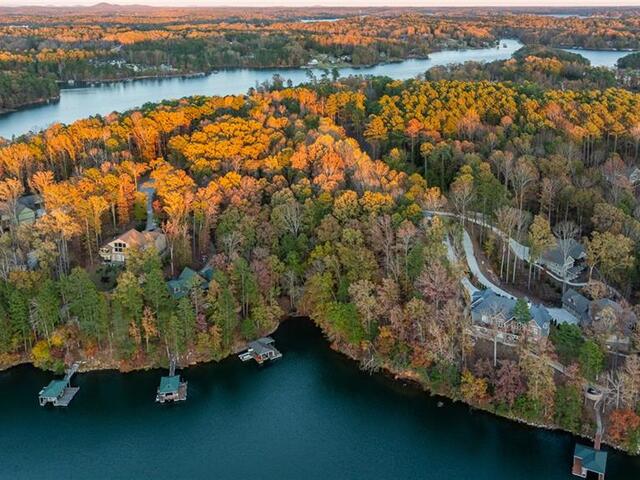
[0,39,523,139]
[562,48,635,68]
[0,319,639,479]
[0,38,629,140]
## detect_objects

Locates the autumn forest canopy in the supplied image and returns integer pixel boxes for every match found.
[2,4,640,458]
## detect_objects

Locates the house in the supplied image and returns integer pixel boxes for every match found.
[563,290,637,352]
[529,303,552,339]
[99,228,166,263]
[539,239,586,281]
[1,194,45,230]
[562,288,591,323]
[167,267,209,299]
[470,289,516,328]
[588,298,637,353]
[470,290,550,341]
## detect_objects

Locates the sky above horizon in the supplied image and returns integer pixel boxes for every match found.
[2,1,640,7]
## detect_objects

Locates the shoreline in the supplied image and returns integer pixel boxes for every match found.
[324,334,637,457]
[3,315,635,457]
[0,39,508,121]
[0,94,61,118]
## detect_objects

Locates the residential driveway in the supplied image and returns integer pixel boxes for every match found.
[547,308,579,325]
[138,182,156,231]
[444,237,478,296]
[461,230,515,299]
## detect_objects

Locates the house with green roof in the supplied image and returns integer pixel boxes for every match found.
[572,444,607,479]
[167,266,211,299]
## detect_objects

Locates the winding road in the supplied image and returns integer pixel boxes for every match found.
[427,210,588,288]
[438,212,579,325]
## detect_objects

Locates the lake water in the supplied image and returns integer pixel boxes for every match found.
[0,39,523,139]
[0,38,631,140]
[562,48,634,68]
[1,319,638,479]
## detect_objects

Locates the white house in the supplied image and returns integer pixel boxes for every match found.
[99,228,166,263]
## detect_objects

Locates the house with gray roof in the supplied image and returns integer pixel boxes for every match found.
[470,290,550,341]
[588,298,637,353]
[539,239,586,281]
[563,289,637,353]
[1,194,45,230]
[562,288,591,323]
[470,289,516,327]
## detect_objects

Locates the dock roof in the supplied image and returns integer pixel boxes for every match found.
[158,375,181,394]
[40,380,67,399]
[574,444,607,474]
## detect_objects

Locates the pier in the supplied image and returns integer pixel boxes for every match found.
[572,387,607,479]
[238,337,282,365]
[38,362,81,407]
[156,358,187,404]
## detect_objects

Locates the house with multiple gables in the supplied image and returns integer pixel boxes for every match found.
[539,239,586,281]
[562,289,637,353]
[99,228,166,263]
[167,265,214,299]
[470,289,551,342]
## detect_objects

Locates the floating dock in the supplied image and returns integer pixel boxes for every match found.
[39,362,80,407]
[238,337,282,365]
[156,358,187,404]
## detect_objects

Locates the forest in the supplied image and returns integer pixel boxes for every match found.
[1,72,640,453]
[2,7,640,110]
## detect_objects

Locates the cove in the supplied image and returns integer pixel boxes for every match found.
[0,319,639,479]
[0,39,524,139]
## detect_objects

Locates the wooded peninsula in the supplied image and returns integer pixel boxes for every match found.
[1,4,640,462]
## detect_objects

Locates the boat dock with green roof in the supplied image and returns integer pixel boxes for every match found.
[156,359,187,403]
[38,362,81,407]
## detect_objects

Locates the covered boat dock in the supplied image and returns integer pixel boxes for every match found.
[38,363,80,407]
[238,337,282,365]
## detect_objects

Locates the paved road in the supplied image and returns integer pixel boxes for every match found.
[138,182,157,231]
[444,236,478,296]
[461,230,515,299]
[426,210,588,287]
[440,217,579,325]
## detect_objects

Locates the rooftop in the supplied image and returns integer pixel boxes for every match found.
[112,228,162,248]
[542,239,585,265]
[40,379,67,399]
[574,444,607,475]
[470,289,516,323]
[158,375,181,395]
[249,337,277,356]
[563,288,590,316]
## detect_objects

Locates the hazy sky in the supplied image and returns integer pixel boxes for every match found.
[3,1,640,7]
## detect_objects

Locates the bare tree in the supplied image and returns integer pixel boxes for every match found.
[553,220,579,294]
[496,206,519,281]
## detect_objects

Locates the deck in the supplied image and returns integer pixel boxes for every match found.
[54,387,80,407]
[39,362,81,407]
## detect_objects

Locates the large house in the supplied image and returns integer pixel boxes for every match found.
[470,290,551,342]
[1,194,45,230]
[562,289,637,352]
[99,228,166,263]
[539,239,586,281]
